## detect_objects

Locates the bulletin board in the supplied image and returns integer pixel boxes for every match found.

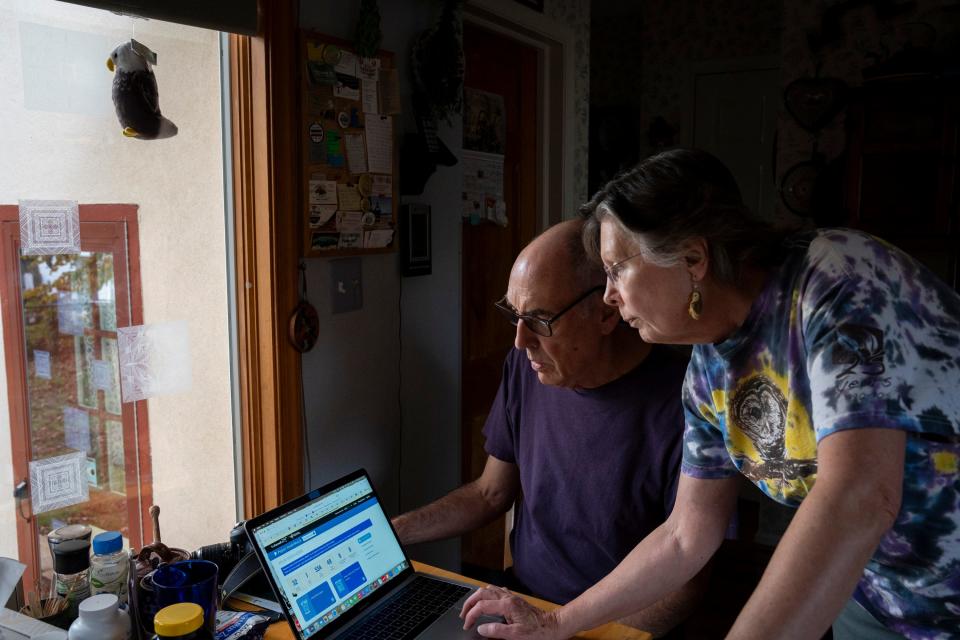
[300,32,400,256]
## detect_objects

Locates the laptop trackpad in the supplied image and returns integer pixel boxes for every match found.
[418,610,506,640]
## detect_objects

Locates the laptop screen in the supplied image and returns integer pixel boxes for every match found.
[249,476,410,638]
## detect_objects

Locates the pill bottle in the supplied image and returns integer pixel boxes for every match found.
[67,593,130,640]
[90,531,129,603]
[152,603,213,640]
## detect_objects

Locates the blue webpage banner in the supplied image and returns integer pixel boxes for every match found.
[297,582,336,620]
[280,520,373,576]
[268,497,377,560]
[332,562,367,598]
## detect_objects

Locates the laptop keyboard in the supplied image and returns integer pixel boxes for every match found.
[338,576,471,640]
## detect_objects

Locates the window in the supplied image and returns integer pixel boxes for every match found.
[0,0,236,592]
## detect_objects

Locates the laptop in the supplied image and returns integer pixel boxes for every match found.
[244,469,495,639]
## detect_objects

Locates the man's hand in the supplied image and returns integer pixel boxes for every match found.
[461,586,564,639]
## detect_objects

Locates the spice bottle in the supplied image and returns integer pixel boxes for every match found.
[152,603,214,639]
[90,531,129,603]
[51,538,91,607]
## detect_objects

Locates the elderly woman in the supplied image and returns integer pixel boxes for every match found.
[461,148,960,640]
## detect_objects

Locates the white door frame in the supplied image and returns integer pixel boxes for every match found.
[464,0,577,230]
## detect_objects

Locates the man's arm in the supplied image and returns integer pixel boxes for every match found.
[725,427,904,640]
[392,455,520,546]
[618,557,712,638]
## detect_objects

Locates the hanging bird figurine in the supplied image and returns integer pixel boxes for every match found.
[106,39,178,140]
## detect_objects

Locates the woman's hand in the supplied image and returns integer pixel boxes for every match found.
[460,585,565,639]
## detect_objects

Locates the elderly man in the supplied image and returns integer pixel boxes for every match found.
[392,220,705,637]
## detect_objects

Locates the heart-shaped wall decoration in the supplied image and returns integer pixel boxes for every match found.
[784,77,848,132]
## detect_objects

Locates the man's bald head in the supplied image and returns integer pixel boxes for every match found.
[513,219,605,293]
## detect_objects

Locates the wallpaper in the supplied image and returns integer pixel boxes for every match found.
[639,0,782,157]
[777,0,960,202]
[546,0,591,206]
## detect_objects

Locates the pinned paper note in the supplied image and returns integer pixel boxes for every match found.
[365,116,393,174]
[118,320,193,403]
[336,211,364,231]
[92,359,113,391]
[338,231,362,249]
[463,150,508,226]
[30,450,89,514]
[310,233,339,251]
[57,292,87,336]
[337,184,363,211]
[310,205,337,228]
[364,229,394,248]
[326,129,345,167]
[362,80,379,114]
[19,200,81,255]
[101,337,122,415]
[35,350,51,379]
[335,50,358,76]
[334,73,360,101]
[310,179,338,206]
[345,133,368,174]
[371,175,392,197]
[63,406,91,453]
[358,57,380,81]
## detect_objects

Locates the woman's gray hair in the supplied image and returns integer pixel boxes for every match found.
[581,148,803,285]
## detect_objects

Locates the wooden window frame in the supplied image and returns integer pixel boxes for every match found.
[229,0,304,518]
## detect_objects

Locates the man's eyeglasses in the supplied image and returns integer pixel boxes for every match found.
[603,252,644,283]
[494,286,605,337]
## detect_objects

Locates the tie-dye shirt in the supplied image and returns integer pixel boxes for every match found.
[681,229,960,639]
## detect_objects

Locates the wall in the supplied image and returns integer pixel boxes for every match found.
[588,0,781,193]
[0,0,235,555]
[546,0,591,207]
[639,0,782,158]
[298,0,456,568]
[777,0,960,207]
[299,0,590,571]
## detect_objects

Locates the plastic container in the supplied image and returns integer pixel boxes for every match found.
[152,602,213,639]
[90,531,129,603]
[68,593,130,640]
[51,538,91,607]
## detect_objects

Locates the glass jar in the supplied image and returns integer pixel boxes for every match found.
[51,538,91,608]
[152,603,213,639]
[90,531,129,603]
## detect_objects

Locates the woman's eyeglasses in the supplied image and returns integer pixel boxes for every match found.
[603,252,644,283]
[494,286,604,337]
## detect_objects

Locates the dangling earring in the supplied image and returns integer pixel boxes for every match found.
[688,282,702,320]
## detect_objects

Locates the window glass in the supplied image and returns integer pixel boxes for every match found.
[0,0,236,590]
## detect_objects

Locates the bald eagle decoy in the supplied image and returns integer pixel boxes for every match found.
[107,41,178,140]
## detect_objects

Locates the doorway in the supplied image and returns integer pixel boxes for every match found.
[688,58,781,218]
[460,23,539,575]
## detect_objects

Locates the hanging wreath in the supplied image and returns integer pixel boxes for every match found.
[354,0,382,58]
[411,0,464,125]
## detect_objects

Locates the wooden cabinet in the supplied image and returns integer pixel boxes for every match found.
[844,75,960,289]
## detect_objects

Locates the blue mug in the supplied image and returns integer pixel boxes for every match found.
[150,560,219,633]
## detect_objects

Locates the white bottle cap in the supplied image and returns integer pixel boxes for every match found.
[78,593,119,620]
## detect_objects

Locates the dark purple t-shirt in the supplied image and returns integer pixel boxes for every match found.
[483,344,687,604]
